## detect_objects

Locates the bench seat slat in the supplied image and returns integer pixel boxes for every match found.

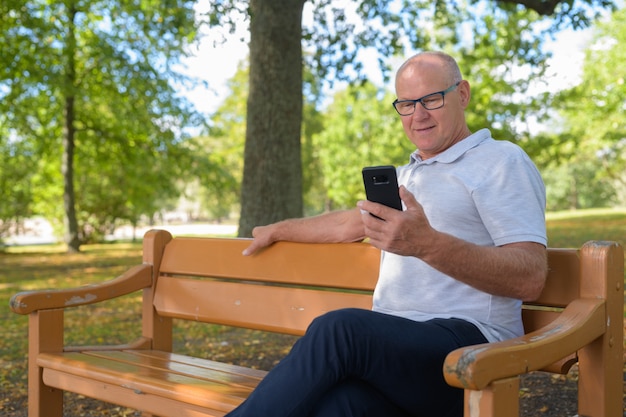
[38,351,264,412]
[159,238,381,290]
[38,352,257,394]
[83,350,265,387]
[154,277,373,335]
[42,370,232,417]
[129,350,267,379]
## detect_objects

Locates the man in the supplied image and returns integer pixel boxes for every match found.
[228,51,547,417]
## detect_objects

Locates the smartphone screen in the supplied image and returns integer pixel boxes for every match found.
[362,166,402,211]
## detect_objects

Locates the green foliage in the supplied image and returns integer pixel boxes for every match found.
[312,82,412,209]
[0,0,206,243]
[301,85,327,215]
[457,6,552,142]
[201,5,620,214]
[204,0,617,233]
[556,14,626,148]
[296,0,610,91]
[0,137,36,238]
[537,7,626,208]
[542,161,617,211]
[204,22,560,215]
[195,62,249,220]
[202,60,329,217]
[1,0,622,239]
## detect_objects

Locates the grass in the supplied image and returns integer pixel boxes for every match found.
[546,208,626,248]
[1,210,625,414]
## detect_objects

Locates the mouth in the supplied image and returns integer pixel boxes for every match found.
[414,125,435,133]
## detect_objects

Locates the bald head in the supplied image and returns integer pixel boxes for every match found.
[395,52,463,92]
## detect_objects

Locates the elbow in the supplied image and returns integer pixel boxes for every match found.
[508,242,548,302]
[521,262,548,302]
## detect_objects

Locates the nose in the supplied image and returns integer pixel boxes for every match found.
[411,103,430,120]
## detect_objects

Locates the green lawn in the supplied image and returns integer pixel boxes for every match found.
[1,211,625,414]
[546,208,626,248]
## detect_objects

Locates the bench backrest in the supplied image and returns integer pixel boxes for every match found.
[149,233,380,335]
[141,229,614,373]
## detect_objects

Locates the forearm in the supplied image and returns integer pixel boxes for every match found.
[243,209,365,255]
[267,209,364,242]
[359,187,547,301]
[422,233,548,301]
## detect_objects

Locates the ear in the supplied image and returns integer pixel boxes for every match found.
[458,80,471,108]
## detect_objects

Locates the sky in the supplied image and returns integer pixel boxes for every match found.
[177,15,594,118]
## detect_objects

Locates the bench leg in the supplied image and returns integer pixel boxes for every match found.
[577,329,623,417]
[29,368,63,417]
[28,310,63,417]
[577,241,624,417]
[464,377,519,417]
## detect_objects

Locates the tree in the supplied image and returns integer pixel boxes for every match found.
[238,0,307,236]
[0,134,36,242]
[200,60,327,219]
[0,0,203,251]
[533,6,626,209]
[206,0,616,237]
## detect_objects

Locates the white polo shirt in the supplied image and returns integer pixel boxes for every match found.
[372,129,547,342]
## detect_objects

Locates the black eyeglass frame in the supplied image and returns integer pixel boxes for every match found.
[392,81,461,116]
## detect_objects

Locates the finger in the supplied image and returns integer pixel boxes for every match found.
[357,200,391,221]
[242,240,260,256]
[399,185,418,208]
[242,227,268,256]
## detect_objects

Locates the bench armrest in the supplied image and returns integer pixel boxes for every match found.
[443,297,606,390]
[10,264,153,315]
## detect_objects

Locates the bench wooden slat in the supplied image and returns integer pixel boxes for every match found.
[153,277,373,335]
[521,308,562,333]
[83,350,265,388]
[130,350,267,379]
[42,370,231,417]
[528,249,581,308]
[38,351,258,412]
[38,352,252,395]
[159,238,381,290]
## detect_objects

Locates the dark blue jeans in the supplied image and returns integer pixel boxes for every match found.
[226,308,488,417]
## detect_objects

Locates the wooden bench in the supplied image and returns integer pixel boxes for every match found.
[10,229,624,417]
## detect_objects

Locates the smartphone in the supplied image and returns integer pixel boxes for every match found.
[362,166,402,212]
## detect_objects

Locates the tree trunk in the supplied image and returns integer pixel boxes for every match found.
[238,0,305,237]
[62,2,80,253]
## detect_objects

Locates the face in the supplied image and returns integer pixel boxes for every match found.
[394,56,471,160]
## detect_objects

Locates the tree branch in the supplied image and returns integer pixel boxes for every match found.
[496,0,561,15]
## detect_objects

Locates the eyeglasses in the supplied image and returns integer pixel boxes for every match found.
[392,82,461,116]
